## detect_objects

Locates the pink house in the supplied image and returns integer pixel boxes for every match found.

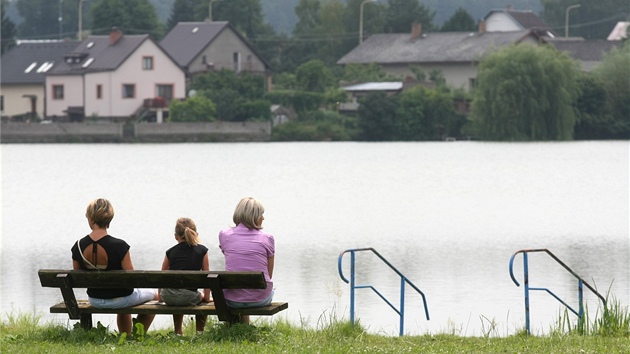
[45,29,185,122]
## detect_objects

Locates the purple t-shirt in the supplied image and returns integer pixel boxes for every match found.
[219,223,275,302]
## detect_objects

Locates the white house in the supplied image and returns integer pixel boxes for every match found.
[45,29,186,121]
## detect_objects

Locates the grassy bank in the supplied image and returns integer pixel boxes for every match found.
[2,308,629,354]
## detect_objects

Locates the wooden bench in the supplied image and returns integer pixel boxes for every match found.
[38,269,288,329]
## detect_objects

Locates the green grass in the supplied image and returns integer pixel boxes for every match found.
[2,304,629,354]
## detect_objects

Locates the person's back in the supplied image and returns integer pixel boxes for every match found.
[71,198,157,336]
[160,217,210,335]
[219,197,275,323]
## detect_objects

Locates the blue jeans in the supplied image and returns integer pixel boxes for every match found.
[226,290,274,309]
[89,288,156,309]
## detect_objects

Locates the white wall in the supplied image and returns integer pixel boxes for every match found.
[485,13,522,32]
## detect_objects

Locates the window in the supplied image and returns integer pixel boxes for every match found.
[233,52,241,72]
[1,95,4,112]
[96,84,102,99]
[246,55,253,71]
[142,56,154,70]
[469,78,476,90]
[52,85,64,99]
[122,84,135,98]
[156,84,173,100]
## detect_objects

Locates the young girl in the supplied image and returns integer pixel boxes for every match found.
[219,197,275,324]
[159,217,211,335]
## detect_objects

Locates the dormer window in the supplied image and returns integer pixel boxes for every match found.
[64,53,89,65]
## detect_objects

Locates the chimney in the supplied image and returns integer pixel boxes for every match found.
[109,27,123,46]
[411,22,422,41]
[478,19,486,33]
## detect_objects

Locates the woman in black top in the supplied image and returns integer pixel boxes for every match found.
[159,217,210,335]
[71,198,158,336]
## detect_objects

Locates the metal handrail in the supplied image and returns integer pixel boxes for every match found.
[509,248,607,334]
[338,247,430,336]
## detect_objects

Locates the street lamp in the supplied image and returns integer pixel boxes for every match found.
[565,4,581,38]
[58,0,63,39]
[78,0,84,40]
[359,0,377,44]
[208,0,221,22]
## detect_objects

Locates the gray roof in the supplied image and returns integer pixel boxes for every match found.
[160,21,270,69]
[547,39,624,61]
[48,34,152,75]
[0,41,80,84]
[337,30,539,65]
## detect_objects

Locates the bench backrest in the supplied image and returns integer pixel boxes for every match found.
[38,269,268,323]
[38,269,267,289]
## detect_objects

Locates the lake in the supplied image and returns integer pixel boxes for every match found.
[1,141,628,336]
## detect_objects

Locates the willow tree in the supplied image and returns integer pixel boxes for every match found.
[471,44,580,141]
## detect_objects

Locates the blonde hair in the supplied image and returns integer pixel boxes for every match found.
[86,198,114,228]
[233,197,265,230]
[175,217,199,246]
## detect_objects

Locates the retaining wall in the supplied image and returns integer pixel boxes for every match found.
[1,121,272,143]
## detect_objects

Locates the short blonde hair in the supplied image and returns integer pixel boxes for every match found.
[175,217,199,246]
[233,197,264,230]
[86,198,114,229]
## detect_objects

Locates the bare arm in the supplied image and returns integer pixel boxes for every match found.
[121,251,133,270]
[267,256,274,279]
[72,260,81,270]
[202,253,211,302]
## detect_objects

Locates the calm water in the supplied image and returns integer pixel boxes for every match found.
[1,141,628,336]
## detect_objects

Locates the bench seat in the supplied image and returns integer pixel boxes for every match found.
[38,269,288,329]
[49,300,288,317]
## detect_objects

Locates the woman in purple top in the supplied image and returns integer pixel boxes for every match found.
[219,197,275,324]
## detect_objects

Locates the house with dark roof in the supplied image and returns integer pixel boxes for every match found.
[45,29,185,121]
[0,40,80,120]
[547,38,624,71]
[160,21,271,86]
[483,8,556,37]
[337,24,544,91]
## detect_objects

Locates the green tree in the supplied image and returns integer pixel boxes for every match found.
[573,74,614,139]
[393,86,460,140]
[384,0,435,33]
[440,7,476,32]
[295,59,335,92]
[16,0,69,39]
[166,0,197,32]
[1,0,16,54]
[591,45,630,138]
[91,0,163,39]
[541,0,628,39]
[342,63,397,83]
[357,91,397,141]
[168,95,216,122]
[471,44,580,141]
[192,69,267,121]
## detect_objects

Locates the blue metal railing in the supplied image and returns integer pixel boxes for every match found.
[338,247,430,336]
[509,248,607,334]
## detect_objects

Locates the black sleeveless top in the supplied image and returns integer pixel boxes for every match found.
[71,235,133,299]
[165,242,208,291]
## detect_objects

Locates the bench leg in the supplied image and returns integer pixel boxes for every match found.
[80,313,93,330]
